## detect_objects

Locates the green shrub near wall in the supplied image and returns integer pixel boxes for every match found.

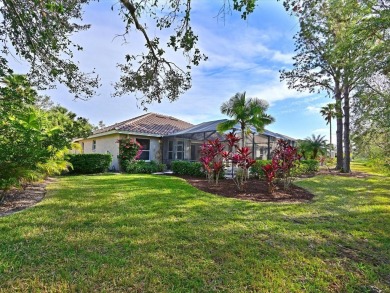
[171,161,204,177]
[123,160,165,174]
[68,154,112,174]
[250,160,272,178]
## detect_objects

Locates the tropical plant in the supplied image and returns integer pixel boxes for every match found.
[262,140,301,193]
[305,135,328,160]
[199,132,255,190]
[200,138,225,185]
[0,74,93,188]
[217,92,275,148]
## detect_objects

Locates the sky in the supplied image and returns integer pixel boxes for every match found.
[9,0,335,142]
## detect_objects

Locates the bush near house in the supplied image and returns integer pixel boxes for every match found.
[68,154,112,174]
[123,160,165,174]
[171,161,204,177]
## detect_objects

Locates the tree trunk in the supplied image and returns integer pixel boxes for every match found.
[343,87,351,173]
[241,123,245,148]
[335,81,343,170]
[329,119,332,152]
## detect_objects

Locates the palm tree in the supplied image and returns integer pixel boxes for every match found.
[305,134,327,159]
[217,92,275,148]
[320,103,336,152]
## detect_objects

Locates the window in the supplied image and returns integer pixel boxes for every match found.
[176,140,184,160]
[81,142,85,153]
[168,141,174,160]
[92,140,96,151]
[136,138,150,160]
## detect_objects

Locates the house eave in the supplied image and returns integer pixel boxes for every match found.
[77,130,164,140]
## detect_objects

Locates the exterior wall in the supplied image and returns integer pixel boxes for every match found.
[76,134,121,171]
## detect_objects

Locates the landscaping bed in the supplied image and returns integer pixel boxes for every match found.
[180,176,314,202]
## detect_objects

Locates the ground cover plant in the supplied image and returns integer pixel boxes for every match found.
[0,163,389,292]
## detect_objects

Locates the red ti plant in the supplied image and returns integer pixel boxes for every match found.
[200,138,225,185]
[272,139,301,191]
[262,159,278,193]
[225,133,256,190]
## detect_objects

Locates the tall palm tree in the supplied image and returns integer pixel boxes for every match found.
[320,103,336,151]
[305,134,327,159]
[217,92,275,148]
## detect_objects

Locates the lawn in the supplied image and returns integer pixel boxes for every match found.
[1,167,389,292]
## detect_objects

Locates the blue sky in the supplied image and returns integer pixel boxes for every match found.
[10,0,334,142]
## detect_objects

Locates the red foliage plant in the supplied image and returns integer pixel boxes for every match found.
[200,132,255,190]
[262,139,301,193]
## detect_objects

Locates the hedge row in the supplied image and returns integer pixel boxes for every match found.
[171,161,204,177]
[122,160,165,174]
[68,154,112,174]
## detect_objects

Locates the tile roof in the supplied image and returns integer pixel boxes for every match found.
[93,113,193,136]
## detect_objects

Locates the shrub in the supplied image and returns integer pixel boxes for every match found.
[124,160,165,174]
[300,159,319,172]
[250,160,271,178]
[68,154,112,174]
[171,161,204,177]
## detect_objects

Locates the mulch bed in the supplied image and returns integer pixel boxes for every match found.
[178,176,315,203]
[0,178,55,217]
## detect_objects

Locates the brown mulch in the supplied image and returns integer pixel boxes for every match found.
[179,176,314,203]
[0,178,55,217]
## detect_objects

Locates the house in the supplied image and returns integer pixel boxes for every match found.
[74,113,193,171]
[74,113,296,170]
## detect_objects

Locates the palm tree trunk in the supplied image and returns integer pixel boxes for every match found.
[241,124,245,148]
[329,119,332,151]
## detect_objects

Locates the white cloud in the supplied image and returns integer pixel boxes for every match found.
[306,106,321,113]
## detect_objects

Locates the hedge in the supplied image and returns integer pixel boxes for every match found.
[68,154,112,174]
[122,160,165,174]
[171,161,205,177]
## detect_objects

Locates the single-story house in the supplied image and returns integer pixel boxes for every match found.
[74,113,296,171]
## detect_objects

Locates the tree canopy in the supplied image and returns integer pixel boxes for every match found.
[0,0,260,107]
[217,91,275,147]
[280,0,390,172]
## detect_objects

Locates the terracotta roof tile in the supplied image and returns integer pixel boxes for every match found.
[93,113,193,136]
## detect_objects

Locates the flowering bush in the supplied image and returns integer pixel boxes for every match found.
[116,138,142,169]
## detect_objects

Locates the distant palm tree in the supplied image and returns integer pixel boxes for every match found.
[217,92,275,147]
[305,134,327,159]
[320,103,336,150]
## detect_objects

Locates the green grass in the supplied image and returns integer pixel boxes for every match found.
[1,170,389,292]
